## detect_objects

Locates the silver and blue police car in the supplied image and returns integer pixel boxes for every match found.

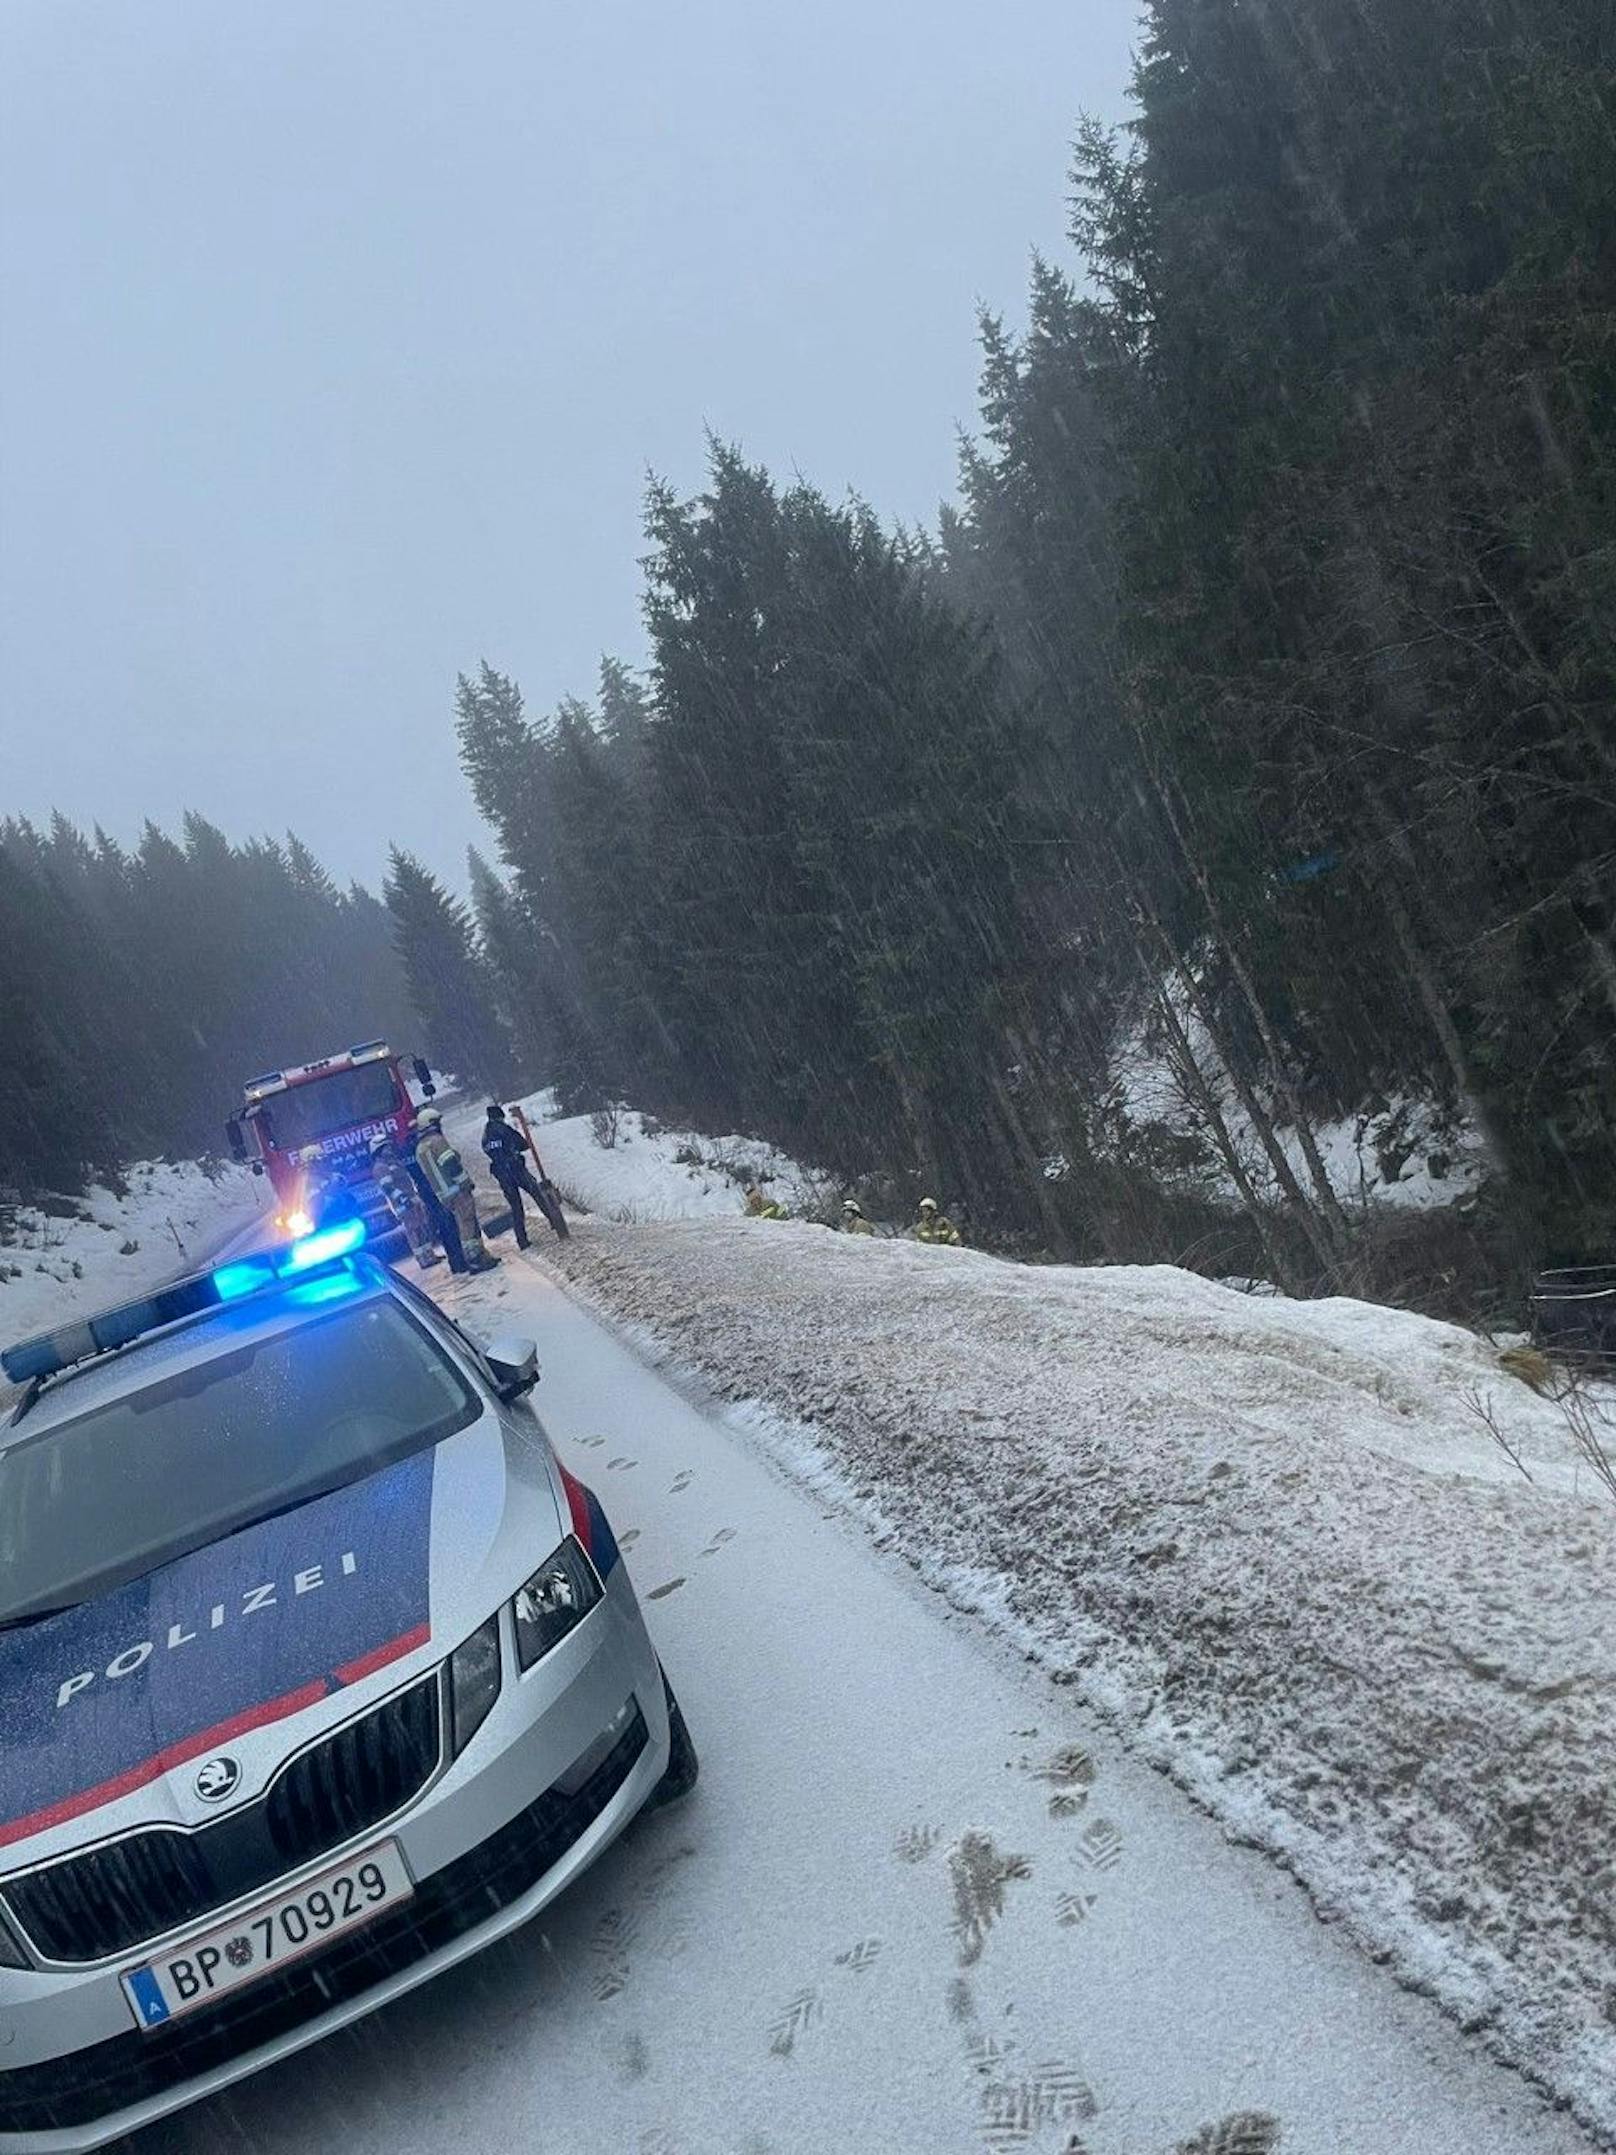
[0,1221,695,2150]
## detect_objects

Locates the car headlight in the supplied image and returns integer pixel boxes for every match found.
[513,1538,601,1672]
[448,1616,501,1756]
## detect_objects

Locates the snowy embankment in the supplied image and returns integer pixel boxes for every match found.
[0,1160,261,1350]
[506,1095,824,1223]
[543,1214,1616,2140]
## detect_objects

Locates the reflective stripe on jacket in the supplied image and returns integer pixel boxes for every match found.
[415,1131,470,1202]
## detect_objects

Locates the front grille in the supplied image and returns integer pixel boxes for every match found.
[266,1680,438,1862]
[4,1833,214,1971]
[0,1706,648,2135]
[5,1679,441,1965]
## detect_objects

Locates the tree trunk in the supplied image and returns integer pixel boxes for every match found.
[1362,783,1509,1178]
[986,1060,1075,1255]
[1157,780,1353,1248]
[1146,970,1302,1293]
[1134,895,1337,1277]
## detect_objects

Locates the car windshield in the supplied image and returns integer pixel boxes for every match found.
[255,1064,399,1149]
[0,1297,479,1626]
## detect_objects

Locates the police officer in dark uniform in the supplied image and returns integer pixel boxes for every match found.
[482,1103,565,1248]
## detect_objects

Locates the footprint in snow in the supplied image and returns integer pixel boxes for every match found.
[1031,1744,1096,1792]
[618,1527,642,1549]
[978,2060,1098,2149]
[607,1456,638,1471]
[767,1987,823,2060]
[893,1823,940,1865]
[948,1832,1032,1967]
[700,1528,737,1557]
[964,2030,1016,2076]
[589,1906,640,2001]
[1176,2115,1282,2155]
[669,1471,693,1494]
[646,1578,686,1601]
[832,1937,882,1975]
[1074,1819,1124,1873]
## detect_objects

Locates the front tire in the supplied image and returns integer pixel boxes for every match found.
[648,1671,698,1807]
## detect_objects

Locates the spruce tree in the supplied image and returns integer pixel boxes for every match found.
[0,844,123,1191]
[468,848,551,1086]
[1061,0,1616,1253]
[597,656,653,775]
[0,813,446,1193]
[384,849,517,1094]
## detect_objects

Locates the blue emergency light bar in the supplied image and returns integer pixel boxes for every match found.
[0,1220,369,1387]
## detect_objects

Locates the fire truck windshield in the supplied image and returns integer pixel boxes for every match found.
[256,1063,399,1148]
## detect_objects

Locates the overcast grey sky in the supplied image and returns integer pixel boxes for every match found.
[0,0,1139,890]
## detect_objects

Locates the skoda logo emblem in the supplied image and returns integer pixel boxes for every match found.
[194,1756,241,1805]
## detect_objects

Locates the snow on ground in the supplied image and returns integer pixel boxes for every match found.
[156,1245,1596,2155]
[1106,985,1485,1212]
[0,1160,262,1349]
[527,1215,1616,2142]
[488,1092,828,1224]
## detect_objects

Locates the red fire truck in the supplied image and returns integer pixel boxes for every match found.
[225,1040,436,1251]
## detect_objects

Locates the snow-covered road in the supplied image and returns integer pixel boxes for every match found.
[143,1246,1591,2155]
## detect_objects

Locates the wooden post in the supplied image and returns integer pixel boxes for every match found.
[509,1103,547,1180]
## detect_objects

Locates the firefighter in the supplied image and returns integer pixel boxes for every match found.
[403,1122,468,1274]
[413,1108,498,1273]
[402,1111,486,1275]
[368,1133,440,1269]
[914,1196,961,1246]
[744,1184,786,1220]
[482,1103,567,1247]
[841,1198,874,1235]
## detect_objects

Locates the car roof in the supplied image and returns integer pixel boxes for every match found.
[2,1265,401,1449]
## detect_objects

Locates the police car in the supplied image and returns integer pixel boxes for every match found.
[0,1222,696,2149]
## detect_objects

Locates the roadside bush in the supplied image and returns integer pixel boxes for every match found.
[590,1103,624,1150]
[1328,1195,1533,1329]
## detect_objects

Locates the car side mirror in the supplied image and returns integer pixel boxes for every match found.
[413,1055,437,1099]
[483,1333,539,1399]
[225,1118,247,1162]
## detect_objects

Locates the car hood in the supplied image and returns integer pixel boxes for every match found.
[0,1411,564,1855]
